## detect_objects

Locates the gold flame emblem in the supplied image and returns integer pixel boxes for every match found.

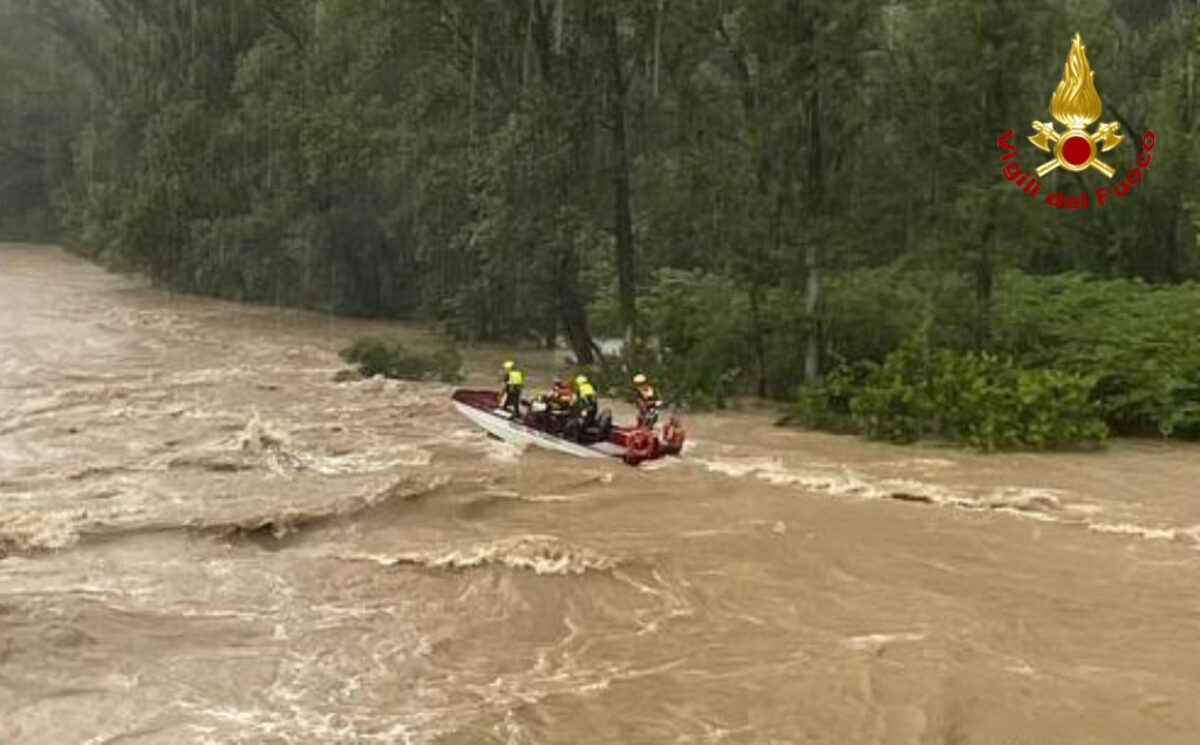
[1028,34,1124,178]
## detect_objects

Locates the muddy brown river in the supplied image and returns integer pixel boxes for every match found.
[2,244,1200,744]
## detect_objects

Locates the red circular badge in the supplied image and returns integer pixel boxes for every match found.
[1061,135,1092,166]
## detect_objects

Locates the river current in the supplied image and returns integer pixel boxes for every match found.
[2,244,1199,744]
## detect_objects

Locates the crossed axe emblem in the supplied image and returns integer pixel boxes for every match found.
[1028,120,1124,178]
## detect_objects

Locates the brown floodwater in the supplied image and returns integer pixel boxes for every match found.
[2,244,1199,744]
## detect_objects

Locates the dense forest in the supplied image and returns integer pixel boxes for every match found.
[2,0,1199,447]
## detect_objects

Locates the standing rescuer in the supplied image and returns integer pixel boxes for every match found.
[633,373,663,427]
[500,360,524,418]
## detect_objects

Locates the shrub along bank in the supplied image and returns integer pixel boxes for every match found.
[780,273,1200,450]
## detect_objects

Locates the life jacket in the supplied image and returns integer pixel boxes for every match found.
[506,369,524,387]
[575,381,596,406]
[552,383,574,405]
[636,385,660,414]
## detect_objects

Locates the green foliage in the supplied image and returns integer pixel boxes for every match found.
[821,269,932,364]
[637,269,754,408]
[794,330,1108,451]
[792,270,1200,447]
[847,332,938,444]
[339,338,463,384]
[994,273,1200,437]
[926,352,1108,452]
[777,363,865,434]
[0,0,88,241]
[429,348,467,385]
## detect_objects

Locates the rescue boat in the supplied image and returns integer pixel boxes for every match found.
[451,389,685,466]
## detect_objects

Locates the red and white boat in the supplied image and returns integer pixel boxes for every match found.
[451,389,685,466]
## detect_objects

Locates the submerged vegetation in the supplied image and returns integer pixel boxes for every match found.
[1,0,1199,450]
[339,338,463,384]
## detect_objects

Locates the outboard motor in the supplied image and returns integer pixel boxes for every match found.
[525,398,549,429]
[578,408,612,444]
[659,410,686,455]
[595,408,613,439]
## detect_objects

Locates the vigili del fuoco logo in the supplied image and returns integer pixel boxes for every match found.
[996,33,1155,210]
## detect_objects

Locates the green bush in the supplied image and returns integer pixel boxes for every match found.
[793,331,1108,451]
[339,338,463,383]
[848,331,938,443]
[994,273,1200,437]
[928,352,1107,451]
[779,363,868,434]
[793,271,1199,445]
[429,348,466,384]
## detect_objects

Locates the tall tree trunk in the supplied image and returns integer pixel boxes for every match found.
[469,24,479,148]
[752,183,787,397]
[604,11,636,355]
[976,208,995,350]
[613,107,636,354]
[804,242,820,384]
[804,87,822,385]
[555,0,566,53]
[720,16,770,394]
[652,0,664,99]
[748,282,767,397]
[557,243,598,365]
[975,2,1009,348]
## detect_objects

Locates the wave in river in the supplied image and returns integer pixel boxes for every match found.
[330,535,620,576]
[693,455,1200,549]
[0,474,448,557]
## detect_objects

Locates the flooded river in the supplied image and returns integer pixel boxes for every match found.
[2,244,1200,744]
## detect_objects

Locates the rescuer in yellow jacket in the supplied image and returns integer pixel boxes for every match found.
[572,374,598,428]
[500,360,524,418]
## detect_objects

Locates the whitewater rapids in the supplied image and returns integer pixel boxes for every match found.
[4,244,1200,744]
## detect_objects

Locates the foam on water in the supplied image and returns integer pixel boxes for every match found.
[0,509,83,552]
[0,472,447,557]
[844,632,926,653]
[378,535,620,575]
[693,453,1200,551]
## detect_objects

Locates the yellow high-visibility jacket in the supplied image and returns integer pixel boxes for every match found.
[574,382,596,405]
